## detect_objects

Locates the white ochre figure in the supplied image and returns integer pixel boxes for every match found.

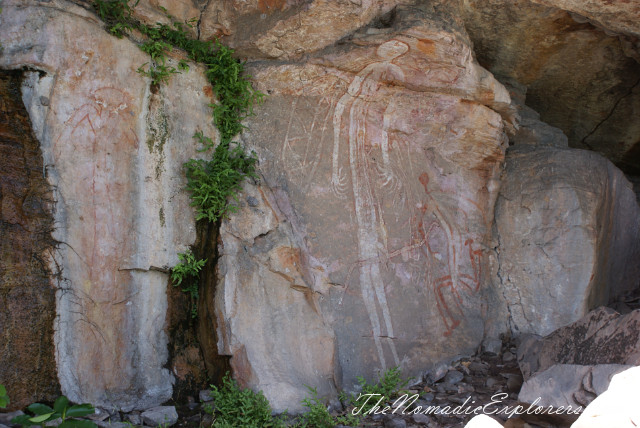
[332,40,410,369]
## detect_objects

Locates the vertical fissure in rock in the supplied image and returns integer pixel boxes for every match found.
[195,219,230,384]
[164,218,230,401]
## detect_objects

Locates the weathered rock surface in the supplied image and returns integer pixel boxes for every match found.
[217,2,513,411]
[0,70,60,410]
[1,0,639,417]
[529,0,640,37]
[571,366,640,428]
[215,183,338,413]
[140,406,178,427]
[518,364,631,409]
[462,0,640,174]
[495,145,640,336]
[0,0,215,410]
[518,307,640,380]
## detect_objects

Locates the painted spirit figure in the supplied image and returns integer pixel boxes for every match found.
[331,40,410,369]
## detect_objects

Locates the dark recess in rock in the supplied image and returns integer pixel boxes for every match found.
[0,70,60,410]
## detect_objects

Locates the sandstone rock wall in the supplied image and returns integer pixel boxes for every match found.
[0,0,638,414]
[1,0,217,410]
[216,3,515,411]
[462,0,640,175]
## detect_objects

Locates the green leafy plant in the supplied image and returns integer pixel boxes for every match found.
[171,249,206,318]
[11,396,97,428]
[204,373,286,428]
[184,135,258,223]
[93,0,264,145]
[298,386,335,428]
[136,62,179,85]
[345,366,410,416]
[93,0,263,319]
[94,0,138,37]
[0,384,9,409]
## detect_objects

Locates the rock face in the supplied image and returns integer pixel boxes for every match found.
[529,0,640,37]
[0,70,60,410]
[0,0,216,410]
[216,3,514,411]
[517,307,640,379]
[1,0,639,415]
[495,145,640,335]
[462,0,640,175]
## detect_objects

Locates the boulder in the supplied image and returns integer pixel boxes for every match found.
[140,406,178,427]
[518,307,640,379]
[495,144,640,336]
[518,364,632,409]
[571,366,640,428]
[216,2,514,412]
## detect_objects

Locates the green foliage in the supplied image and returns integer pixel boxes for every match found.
[171,249,206,287]
[11,396,97,428]
[0,384,9,409]
[297,387,335,428]
[93,0,263,144]
[94,0,263,319]
[204,373,286,428]
[93,0,138,37]
[171,249,206,318]
[346,367,410,416]
[184,135,258,223]
[205,41,264,143]
[136,62,179,85]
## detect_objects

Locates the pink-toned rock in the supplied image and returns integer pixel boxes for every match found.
[199,0,412,59]
[215,3,514,411]
[0,0,216,410]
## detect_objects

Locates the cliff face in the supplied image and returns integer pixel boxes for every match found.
[0,0,638,413]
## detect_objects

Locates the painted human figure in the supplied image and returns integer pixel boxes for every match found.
[331,40,410,369]
[55,87,138,302]
[415,172,483,336]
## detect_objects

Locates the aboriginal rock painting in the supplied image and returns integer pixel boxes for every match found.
[54,87,138,352]
[279,39,486,369]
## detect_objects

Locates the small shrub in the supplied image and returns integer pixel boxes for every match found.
[204,373,286,428]
[93,0,138,37]
[298,386,335,428]
[0,384,9,408]
[171,249,206,318]
[346,366,410,416]
[11,396,97,428]
[184,135,258,223]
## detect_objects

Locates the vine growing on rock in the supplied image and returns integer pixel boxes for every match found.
[94,0,263,313]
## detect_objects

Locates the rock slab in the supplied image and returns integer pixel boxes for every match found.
[496,145,640,336]
[518,307,640,379]
[0,0,216,410]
